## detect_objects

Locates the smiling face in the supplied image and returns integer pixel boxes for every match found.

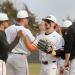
[45,21,55,30]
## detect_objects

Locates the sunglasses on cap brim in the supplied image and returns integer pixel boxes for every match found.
[16,17,29,20]
[42,19,54,24]
[0,20,9,22]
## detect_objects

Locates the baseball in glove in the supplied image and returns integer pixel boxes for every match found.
[37,38,53,54]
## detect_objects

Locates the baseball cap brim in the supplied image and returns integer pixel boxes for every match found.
[42,18,54,23]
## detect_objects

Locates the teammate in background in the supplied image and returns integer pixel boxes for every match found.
[36,20,46,69]
[61,20,72,75]
[55,23,62,35]
[38,21,46,34]
[0,13,19,75]
[58,20,72,75]
[35,20,46,61]
[6,10,36,75]
[65,21,75,75]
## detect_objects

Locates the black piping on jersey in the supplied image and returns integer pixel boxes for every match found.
[15,23,20,26]
[45,32,52,35]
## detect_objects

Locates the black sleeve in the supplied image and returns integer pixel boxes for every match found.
[64,27,74,53]
[55,49,64,57]
[7,36,20,52]
[0,32,19,52]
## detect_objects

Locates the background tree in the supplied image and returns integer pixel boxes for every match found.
[0,0,38,35]
[0,0,17,19]
[24,4,38,35]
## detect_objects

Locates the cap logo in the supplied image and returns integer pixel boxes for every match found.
[46,16,51,18]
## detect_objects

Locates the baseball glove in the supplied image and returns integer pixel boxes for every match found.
[37,38,53,54]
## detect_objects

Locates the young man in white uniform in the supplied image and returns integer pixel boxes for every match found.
[6,10,35,75]
[34,15,64,75]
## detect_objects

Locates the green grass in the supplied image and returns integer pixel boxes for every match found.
[29,63,40,75]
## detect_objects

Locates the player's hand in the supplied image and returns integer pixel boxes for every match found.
[17,30,25,38]
[47,46,53,52]
[64,61,69,70]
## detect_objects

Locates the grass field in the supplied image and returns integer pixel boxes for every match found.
[29,63,40,75]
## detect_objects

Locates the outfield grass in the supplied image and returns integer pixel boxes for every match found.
[29,63,40,75]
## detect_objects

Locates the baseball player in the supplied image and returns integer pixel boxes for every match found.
[0,13,19,75]
[6,10,36,75]
[17,15,65,75]
[33,15,64,75]
[63,21,74,75]
[59,20,72,75]
[36,21,46,61]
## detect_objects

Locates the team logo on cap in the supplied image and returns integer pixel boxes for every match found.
[46,16,51,18]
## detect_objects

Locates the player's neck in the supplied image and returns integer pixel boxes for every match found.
[47,28,55,34]
[40,31,45,34]
[17,22,26,27]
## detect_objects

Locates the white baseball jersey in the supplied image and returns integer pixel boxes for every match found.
[5,24,35,55]
[34,31,64,62]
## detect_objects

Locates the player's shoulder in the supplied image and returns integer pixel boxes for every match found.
[5,24,16,32]
[24,27,31,32]
[7,24,15,29]
[14,25,32,34]
[21,27,32,34]
[52,31,62,38]
[53,31,61,36]
[51,31,64,43]
[19,26,33,35]
[14,25,29,32]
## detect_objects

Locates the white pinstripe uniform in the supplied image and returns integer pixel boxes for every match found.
[5,25,35,75]
[0,60,6,75]
[34,31,64,75]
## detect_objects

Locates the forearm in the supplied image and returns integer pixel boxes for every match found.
[8,36,20,51]
[0,34,19,52]
[65,53,70,62]
[55,49,64,57]
[23,36,37,52]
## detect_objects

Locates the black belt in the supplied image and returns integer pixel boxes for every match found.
[10,52,25,55]
[42,61,48,64]
[42,61,56,65]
